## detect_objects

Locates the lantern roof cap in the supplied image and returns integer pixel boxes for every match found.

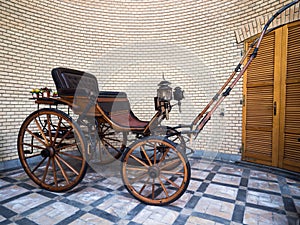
[158,80,171,87]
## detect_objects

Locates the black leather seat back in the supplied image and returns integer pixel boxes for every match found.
[51,67,99,97]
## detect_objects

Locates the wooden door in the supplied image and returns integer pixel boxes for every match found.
[242,32,276,166]
[279,22,300,172]
[242,21,300,172]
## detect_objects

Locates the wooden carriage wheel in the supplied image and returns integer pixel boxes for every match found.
[121,136,190,205]
[18,108,87,192]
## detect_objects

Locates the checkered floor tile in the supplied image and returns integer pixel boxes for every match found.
[0,158,299,225]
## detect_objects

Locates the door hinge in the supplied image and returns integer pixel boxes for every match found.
[240,143,244,154]
[240,95,245,106]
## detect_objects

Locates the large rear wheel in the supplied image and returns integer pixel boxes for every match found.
[18,108,87,192]
[121,136,190,205]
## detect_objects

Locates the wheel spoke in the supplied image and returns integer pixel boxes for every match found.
[158,177,169,197]
[47,114,52,144]
[152,179,155,200]
[157,148,170,166]
[125,166,148,172]
[171,136,179,142]
[102,125,110,133]
[102,139,119,151]
[59,151,83,161]
[103,137,122,142]
[54,156,70,184]
[160,170,184,176]
[129,154,149,168]
[160,174,180,189]
[25,153,43,159]
[56,143,77,151]
[42,157,51,182]
[56,154,79,176]
[139,177,150,194]
[53,117,62,144]
[34,118,49,145]
[32,157,47,173]
[26,128,47,147]
[23,142,45,150]
[128,171,148,184]
[52,157,58,187]
[153,143,157,165]
[141,145,152,166]
[160,158,181,170]
[55,127,73,147]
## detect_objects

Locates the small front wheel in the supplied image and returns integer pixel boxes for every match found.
[121,136,190,205]
[18,108,87,192]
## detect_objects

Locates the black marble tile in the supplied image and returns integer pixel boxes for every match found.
[231,204,245,223]
[203,193,236,204]
[55,210,86,225]
[15,218,38,225]
[185,195,200,209]
[197,182,209,193]
[126,204,146,220]
[282,196,297,213]
[205,172,215,181]
[21,200,56,217]
[61,198,86,209]
[90,208,120,223]
[0,205,17,218]
[173,214,189,225]
[240,177,248,187]
[236,189,247,202]
[17,182,37,190]
[36,190,58,199]
[191,211,231,225]
[90,194,114,207]
[0,192,30,205]
[246,203,286,215]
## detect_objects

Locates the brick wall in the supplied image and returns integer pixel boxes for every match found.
[0,0,296,162]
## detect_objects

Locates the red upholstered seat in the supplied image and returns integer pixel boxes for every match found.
[97,91,149,130]
[110,111,149,129]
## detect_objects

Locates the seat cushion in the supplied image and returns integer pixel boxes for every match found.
[110,111,149,129]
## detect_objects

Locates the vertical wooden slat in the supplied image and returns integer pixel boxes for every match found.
[272,27,284,167]
[278,25,288,169]
[242,42,248,162]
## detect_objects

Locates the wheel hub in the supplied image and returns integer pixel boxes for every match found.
[148,165,160,179]
[41,146,55,158]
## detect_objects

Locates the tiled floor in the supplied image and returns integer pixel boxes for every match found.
[0,158,299,225]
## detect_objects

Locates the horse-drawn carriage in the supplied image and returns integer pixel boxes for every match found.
[17,1,298,206]
[18,67,190,206]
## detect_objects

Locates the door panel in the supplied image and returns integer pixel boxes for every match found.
[281,23,300,172]
[242,33,275,165]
